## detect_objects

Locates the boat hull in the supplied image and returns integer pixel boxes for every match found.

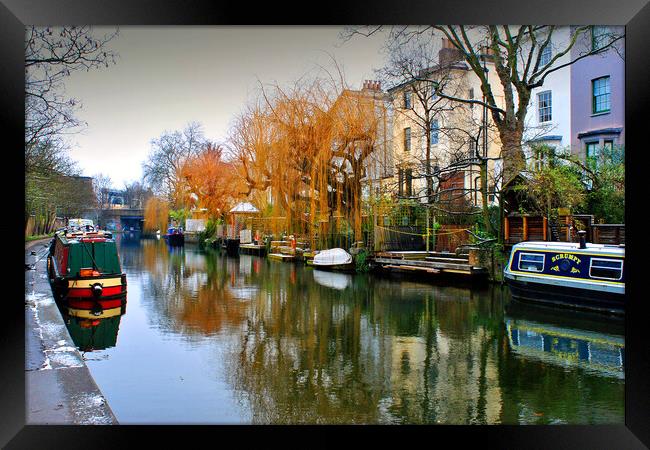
[165,234,185,246]
[311,263,356,273]
[224,238,240,256]
[505,275,624,315]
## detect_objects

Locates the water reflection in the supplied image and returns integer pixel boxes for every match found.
[61,305,125,352]
[96,237,624,424]
[505,302,624,380]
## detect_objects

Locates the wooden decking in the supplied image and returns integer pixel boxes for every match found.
[240,243,267,256]
[268,253,295,262]
[373,251,487,278]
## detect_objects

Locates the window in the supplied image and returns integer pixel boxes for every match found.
[518,252,545,272]
[603,140,614,151]
[539,43,552,66]
[404,127,411,151]
[533,146,553,171]
[430,120,439,145]
[586,141,600,165]
[592,26,609,51]
[589,258,623,280]
[488,184,496,203]
[592,76,611,114]
[403,91,412,109]
[538,91,552,122]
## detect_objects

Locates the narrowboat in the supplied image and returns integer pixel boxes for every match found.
[311,248,356,272]
[47,224,127,316]
[164,226,185,246]
[504,232,624,314]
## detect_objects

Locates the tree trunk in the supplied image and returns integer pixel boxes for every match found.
[499,125,526,186]
[480,158,493,236]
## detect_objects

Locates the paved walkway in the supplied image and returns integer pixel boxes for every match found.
[24,239,118,424]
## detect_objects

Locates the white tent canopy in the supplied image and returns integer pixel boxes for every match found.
[229,202,259,214]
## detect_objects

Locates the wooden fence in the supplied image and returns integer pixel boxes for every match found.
[434,224,471,253]
[505,213,624,246]
[592,224,625,245]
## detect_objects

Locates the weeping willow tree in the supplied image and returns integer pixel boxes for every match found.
[230,76,389,249]
[143,196,169,232]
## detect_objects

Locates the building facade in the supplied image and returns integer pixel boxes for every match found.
[570,26,625,160]
[386,39,505,208]
[523,26,624,164]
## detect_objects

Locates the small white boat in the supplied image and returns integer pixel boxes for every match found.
[312,248,355,272]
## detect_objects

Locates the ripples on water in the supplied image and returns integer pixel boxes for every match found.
[61,234,624,424]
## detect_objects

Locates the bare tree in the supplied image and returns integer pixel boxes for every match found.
[122,180,153,209]
[142,121,209,204]
[92,173,113,210]
[25,26,119,147]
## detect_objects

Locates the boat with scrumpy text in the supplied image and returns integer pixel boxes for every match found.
[504,231,624,315]
[47,220,127,317]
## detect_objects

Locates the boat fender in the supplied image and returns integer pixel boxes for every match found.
[91,283,103,298]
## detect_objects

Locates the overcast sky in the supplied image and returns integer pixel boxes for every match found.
[62,26,387,188]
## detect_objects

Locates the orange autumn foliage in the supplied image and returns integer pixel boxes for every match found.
[178,143,244,218]
[230,77,389,244]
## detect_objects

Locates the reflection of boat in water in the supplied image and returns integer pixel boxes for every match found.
[504,237,624,314]
[312,269,352,290]
[61,304,125,352]
[505,302,624,379]
[312,248,355,272]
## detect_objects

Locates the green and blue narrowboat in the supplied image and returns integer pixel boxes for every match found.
[47,225,127,316]
[504,233,624,314]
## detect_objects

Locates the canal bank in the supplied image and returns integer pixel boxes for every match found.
[24,238,118,425]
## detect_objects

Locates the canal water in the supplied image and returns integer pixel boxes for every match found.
[62,234,625,424]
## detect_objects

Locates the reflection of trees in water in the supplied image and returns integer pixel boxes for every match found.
[227,269,389,424]
[365,281,506,424]
[139,242,249,338]
[125,241,624,424]
[225,270,510,424]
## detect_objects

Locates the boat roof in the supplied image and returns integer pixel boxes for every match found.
[56,228,113,243]
[512,241,624,255]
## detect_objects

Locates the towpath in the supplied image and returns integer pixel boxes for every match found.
[24,238,118,424]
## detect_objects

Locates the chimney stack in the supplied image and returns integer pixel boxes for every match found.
[362,80,381,91]
[578,230,587,249]
[439,37,463,68]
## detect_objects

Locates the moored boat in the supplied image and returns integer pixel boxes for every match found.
[504,232,624,314]
[47,221,127,317]
[312,248,355,272]
[164,226,185,246]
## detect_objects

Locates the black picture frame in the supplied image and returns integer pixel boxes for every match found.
[3,0,649,448]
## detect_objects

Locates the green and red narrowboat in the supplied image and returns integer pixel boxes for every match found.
[47,226,127,316]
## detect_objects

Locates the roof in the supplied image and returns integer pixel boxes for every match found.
[577,128,623,139]
[512,241,625,256]
[527,135,563,143]
[229,202,259,213]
